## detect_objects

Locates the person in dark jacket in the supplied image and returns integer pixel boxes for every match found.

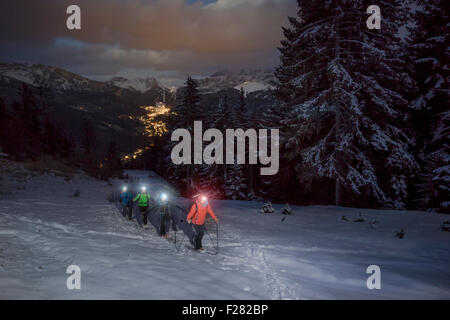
[119,186,133,220]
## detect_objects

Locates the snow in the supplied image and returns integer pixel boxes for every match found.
[107,77,160,93]
[0,165,449,299]
[0,63,98,92]
[197,69,275,93]
[0,69,35,87]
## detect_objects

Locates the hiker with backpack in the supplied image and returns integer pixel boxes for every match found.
[158,192,176,239]
[187,195,218,251]
[133,186,152,229]
[119,186,133,220]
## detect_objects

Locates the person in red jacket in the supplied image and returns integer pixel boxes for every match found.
[187,195,218,251]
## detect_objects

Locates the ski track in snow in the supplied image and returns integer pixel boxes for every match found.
[219,223,301,299]
[0,168,449,299]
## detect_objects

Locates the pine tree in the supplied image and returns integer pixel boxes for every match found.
[4,86,43,159]
[196,96,227,198]
[275,0,418,208]
[224,164,247,200]
[176,76,202,129]
[43,117,58,156]
[80,119,99,176]
[81,119,96,155]
[0,98,9,151]
[237,87,259,197]
[239,87,246,113]
[59,132,74,159]
[408,0,449,212]
[221,94,249,199]
[20,84,43,158]
[102,141,123,179]
[8,102,25,157]
[166,76,203,195]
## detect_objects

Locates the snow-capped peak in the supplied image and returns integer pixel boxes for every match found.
[234,81,274,95]
[197,69,276,93]
[107,77,161,93]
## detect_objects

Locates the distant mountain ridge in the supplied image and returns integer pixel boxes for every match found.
[0,62,276,159]
[0,62,275,95]
[0,62,109,92]
[196,69,276,93]
[106,76,161,93]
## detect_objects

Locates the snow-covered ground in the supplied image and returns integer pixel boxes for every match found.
[0,164,449,299]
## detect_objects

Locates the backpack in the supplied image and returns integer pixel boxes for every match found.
[189,200,198,222]
[137,193,150,205]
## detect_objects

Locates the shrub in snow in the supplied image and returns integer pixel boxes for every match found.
[395,229,405,239]
[70,190,81,198]
[368,220,380,230]
[442,221,450,232]
[353,212,365,223]
[281,203,293,215]
[261,202,274,214]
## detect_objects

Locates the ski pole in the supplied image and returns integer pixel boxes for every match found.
[204,225,218,254]
[216,221,219,254]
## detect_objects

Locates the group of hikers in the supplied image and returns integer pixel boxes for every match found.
[118,186,218,252]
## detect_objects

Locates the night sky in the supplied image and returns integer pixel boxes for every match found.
[0,0,296,85]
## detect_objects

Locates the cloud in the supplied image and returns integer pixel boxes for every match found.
[0,0,296,79]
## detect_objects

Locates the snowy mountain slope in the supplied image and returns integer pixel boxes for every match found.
[0,63,109,92]
[197,69,275,93]
[106,77,161,93]
[0,163,449,299]
[0,62,168,94]
[234,81,274,95]
[0,63,276,97]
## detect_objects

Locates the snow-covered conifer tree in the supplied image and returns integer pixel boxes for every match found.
[275,0,418,208]
[408,0,449,212]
